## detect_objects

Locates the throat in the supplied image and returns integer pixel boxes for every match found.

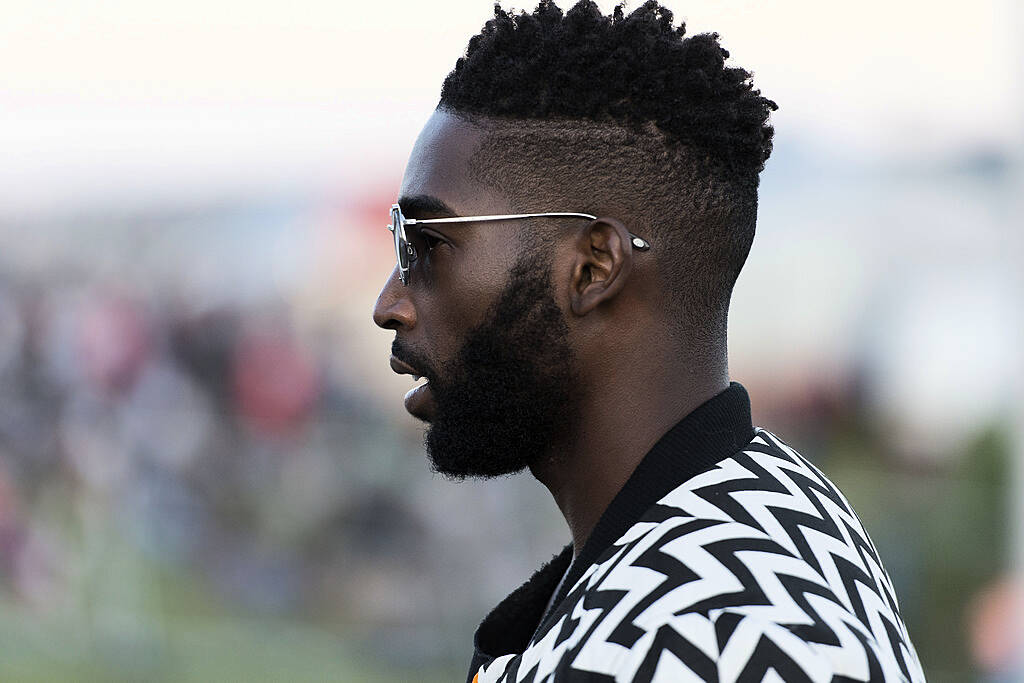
[530,377,729,555]
[530,438,638,555]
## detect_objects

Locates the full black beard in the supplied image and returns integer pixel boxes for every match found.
[423,254,577,479]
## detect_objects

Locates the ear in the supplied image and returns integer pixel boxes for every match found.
[568,217,634,316]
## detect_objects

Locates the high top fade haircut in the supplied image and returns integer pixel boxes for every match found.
[438,0,776,346]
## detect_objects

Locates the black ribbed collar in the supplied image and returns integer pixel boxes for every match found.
[469,382,754,679]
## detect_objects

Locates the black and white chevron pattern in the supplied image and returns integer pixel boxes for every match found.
[475,429,925,682]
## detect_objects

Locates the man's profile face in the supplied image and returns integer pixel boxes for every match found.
[373,110,578,477]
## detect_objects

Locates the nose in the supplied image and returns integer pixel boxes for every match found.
[373,266,417,331]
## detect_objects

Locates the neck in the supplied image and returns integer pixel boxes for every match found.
[529,353,728,555]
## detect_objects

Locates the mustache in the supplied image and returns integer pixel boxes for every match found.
[391,339,439,381]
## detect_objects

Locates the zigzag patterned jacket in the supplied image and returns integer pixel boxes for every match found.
[468,383,925,683]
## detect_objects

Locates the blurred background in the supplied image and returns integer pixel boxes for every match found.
[0,0,1020,680]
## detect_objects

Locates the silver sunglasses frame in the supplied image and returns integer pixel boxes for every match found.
[387,203,650,285]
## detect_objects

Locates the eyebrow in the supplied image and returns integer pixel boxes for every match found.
[397,194,458,219]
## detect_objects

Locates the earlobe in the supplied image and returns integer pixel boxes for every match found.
[569,217,633,316]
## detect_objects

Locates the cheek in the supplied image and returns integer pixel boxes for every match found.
[434,247,509,326]
[413,236,517,361]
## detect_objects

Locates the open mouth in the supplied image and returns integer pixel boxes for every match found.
[389,355,435,421]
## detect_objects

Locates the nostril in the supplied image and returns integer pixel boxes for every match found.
[373,279,416,332]
[372,301,402,330]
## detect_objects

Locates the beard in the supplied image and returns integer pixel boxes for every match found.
[397,254,578,479]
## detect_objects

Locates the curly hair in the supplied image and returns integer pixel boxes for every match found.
[438,0,777,342]
[441,0,775,176]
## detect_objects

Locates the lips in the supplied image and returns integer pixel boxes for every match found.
[389,354,436,421]
[389,355,423,380]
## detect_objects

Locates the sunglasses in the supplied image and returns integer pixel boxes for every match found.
[387,203,650,286]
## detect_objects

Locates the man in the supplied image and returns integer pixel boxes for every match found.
[373,1,925,681]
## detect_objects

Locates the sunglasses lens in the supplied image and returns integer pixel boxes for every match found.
[391,206,409,283]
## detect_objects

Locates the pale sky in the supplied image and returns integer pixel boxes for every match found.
[0,0,1017,215]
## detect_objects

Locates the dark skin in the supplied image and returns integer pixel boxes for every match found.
[373,109,729,555]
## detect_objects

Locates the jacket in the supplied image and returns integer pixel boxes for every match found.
[468,383,925,682]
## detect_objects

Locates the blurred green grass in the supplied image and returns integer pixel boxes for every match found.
[0,602,460,682]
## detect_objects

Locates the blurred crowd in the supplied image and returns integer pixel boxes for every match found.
[0,273,432,619]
